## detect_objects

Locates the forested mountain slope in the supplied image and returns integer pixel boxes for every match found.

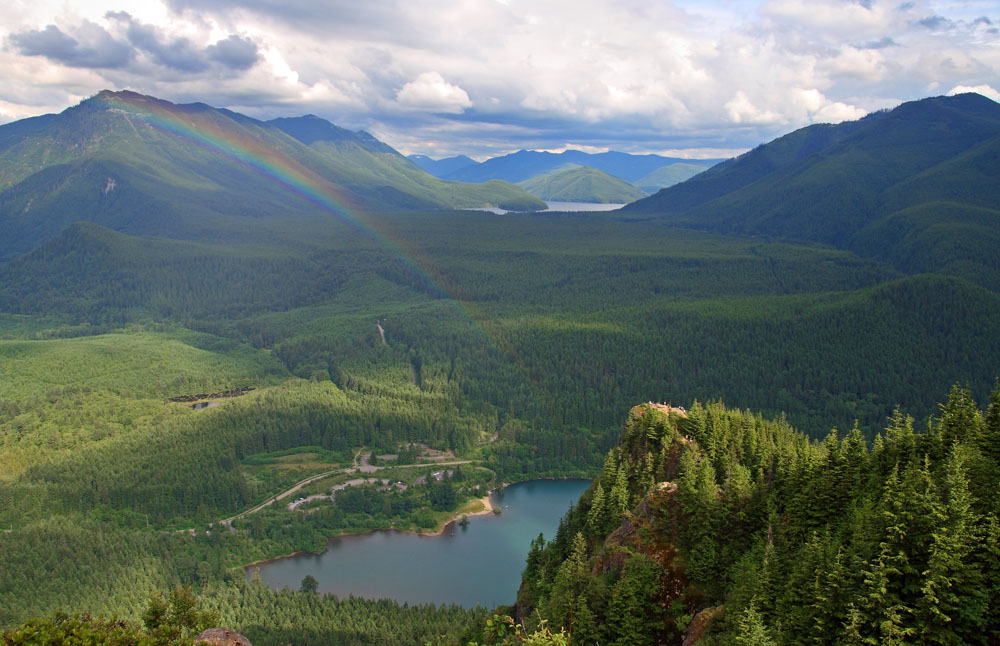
[635,162,707,193]
[5,213,998,443]
[623,93,1000,289]
[517,166,648,203]
[0,91,541,262]
[515,386,1000,645]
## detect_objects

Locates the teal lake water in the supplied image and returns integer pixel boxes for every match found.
[248,479,591,607]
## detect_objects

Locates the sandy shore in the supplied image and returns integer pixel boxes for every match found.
[473,493,494,515]
[416,492,496,536]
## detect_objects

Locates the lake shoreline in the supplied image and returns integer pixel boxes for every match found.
[243,478,591,572]
[244,493,497,569]
[415,493,495,537]
[246,479,593,607]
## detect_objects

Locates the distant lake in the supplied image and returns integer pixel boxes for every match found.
[248,479,591,608]
[469,201,625,214]
[544,201,625,212]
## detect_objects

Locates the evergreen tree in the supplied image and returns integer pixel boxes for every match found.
[976,513,1000,644]
[983,382,1000,464]
[811,545,848,645]
[938,385,984,448]
[734,601,775,646]
[570,595,598,646]
[300,575,319,595]
[603,555,662,646]
[918,448,987,645]
[844,548,915,646]
[586,484,607,534]
[546,534,590,635]
[609,467,631,520]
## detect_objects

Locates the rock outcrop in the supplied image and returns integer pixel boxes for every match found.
[195,627,252,645]
[681,606,723,646]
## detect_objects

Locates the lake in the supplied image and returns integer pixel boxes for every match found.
[248,479,591,607]
[469,201,625,214]
[544,201,625,212]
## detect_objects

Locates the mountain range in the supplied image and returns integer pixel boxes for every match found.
[0,90,543,262]
[408,154,479,178]
[409,149,720,204]
[624,92,1000,289]
[411,149,720,184]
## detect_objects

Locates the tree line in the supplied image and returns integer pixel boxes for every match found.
[516,384,1000,645]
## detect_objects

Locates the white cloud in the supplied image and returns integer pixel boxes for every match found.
[725,91,784,125]
[760,0,895,36]
[396,71,472,113]
[537,143,611,154]
[259,45,298,85]
[0,0,998,157]
[652,147,750,159]
[823,45,890,81]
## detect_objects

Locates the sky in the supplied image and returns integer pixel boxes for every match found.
[1,0,998,159]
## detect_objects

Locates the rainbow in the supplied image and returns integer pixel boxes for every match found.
[98,90,547,418]
[103,90,455,301]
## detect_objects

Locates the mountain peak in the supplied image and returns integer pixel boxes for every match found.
[77,90,178,118]
[932,91,1000,108]
[517,164,647,203]
[87,89,152,105]
[267,114,362,146]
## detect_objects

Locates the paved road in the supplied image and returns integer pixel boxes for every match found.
[193,448,479,531]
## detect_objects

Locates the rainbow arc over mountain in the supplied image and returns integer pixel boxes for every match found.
[104,90,452,301]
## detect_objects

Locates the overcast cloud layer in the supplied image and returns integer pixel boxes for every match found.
[2,0,998,158]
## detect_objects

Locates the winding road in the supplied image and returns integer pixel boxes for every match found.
[200,448,482,531]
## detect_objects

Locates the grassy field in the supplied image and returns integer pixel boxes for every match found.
[0,328,285,400]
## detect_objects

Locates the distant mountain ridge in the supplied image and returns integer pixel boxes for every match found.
[0,90,543,262]
[408,154,478,177]
[624,93,1000,289]
[439,149,722,183]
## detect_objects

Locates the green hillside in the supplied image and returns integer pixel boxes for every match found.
[623,93,1000,289]
[0,327,286,478]
[0,91,541,261]
[517,165,647,203]
[635,162,708,193]
[4,212,997,445]
[0,329,283,402]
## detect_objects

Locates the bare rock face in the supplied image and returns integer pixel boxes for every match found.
[195,627,252,645]
[630,402,688,419]
[603,510,641,550]
[682,606,723,646]
[602,481,677,553]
